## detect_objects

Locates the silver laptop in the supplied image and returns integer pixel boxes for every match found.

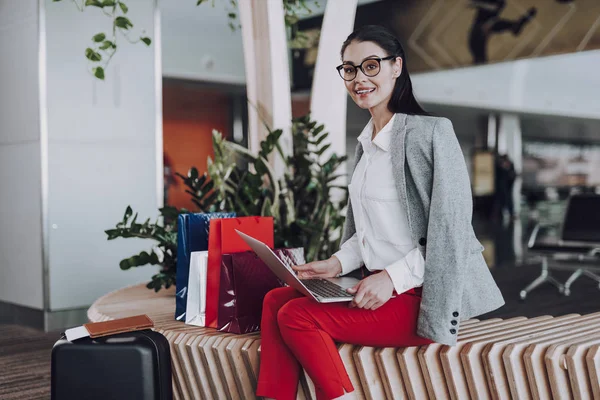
[236,230,359,303]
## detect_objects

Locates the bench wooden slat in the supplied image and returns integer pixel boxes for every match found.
[397,346,426,399]
[417,317,508,400]
[176,333,203,400]
[586,345,600,399]
[226,335,260,400]
[566,340,600,400]
[340,344,366,399]
[198,333,230,399]
[213,335,244,400]
[354,346,387,400]
[172,326,214,399]
[442,316,554,399]
[524,321,600,400]
[549,336,600,400]
[464,315,579,400]
[481,314,582,399]
[162,330,191,399]
[187,335,216,400]
[375,347,408,399]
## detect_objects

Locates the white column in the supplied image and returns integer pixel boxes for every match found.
[238,0,292,176]
[309,0,358,185]
[487,114,497,150]
[0,0,45,310]
[0,0,161,328]
[498,114,523,215]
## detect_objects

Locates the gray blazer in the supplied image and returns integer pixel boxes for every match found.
[341,113,504,346]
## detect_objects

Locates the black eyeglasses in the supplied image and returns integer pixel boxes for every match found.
[336,56,397,81]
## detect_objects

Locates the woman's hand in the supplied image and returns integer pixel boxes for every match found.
[347,271,394,310]
[292,256,342,279]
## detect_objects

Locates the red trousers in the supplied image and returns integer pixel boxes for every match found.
[256,286,432,400]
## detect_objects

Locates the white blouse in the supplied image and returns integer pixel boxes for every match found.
[333,114,425,294]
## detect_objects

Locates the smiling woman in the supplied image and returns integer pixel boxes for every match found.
[339,25,430,122]
[340,40,403,119]
[255,24,505,400]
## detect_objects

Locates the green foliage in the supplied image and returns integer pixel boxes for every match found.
[105,205,184,292]
[175,167,217,212]
[92,33,106,42]
[283,0,320,49]
[203,114,348,262]
[92,66,105,80]
[58,1,152,80]
[114,16,133,30]
[57,0,319,79]
[85,48,102,62]
[197,0,319,40]
[106,115,348,292]
[283,115,348,261]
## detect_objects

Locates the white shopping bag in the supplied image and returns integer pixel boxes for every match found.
[185,250,209,326]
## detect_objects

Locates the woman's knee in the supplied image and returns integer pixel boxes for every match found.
[276,298,313,330]
[263,286,299,310]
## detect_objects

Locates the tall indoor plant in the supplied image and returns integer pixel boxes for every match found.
[105,115,348,292]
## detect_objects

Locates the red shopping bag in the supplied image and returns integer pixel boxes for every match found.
[205,216,274,328]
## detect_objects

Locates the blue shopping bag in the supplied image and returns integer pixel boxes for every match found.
[175,212,235,321]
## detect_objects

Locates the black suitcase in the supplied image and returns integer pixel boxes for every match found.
[51,329,173,400]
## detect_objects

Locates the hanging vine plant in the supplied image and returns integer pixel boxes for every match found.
[53,0,152,80]
[54,0,318,80]
[196,0,319,48]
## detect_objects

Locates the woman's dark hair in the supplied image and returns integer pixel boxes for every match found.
[341,25,429,116]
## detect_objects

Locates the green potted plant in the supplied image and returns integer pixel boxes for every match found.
[105,115,348,291]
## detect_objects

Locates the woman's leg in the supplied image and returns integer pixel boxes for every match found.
[277,289,431,400]
[256,287,304,400]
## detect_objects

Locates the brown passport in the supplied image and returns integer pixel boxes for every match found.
[83,314,154,338]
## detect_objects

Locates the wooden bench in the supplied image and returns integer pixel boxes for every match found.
[88,283,600,400]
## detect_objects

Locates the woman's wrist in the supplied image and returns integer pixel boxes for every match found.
[330,256,343,277]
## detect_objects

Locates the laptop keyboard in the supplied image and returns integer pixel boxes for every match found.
[300,279,354,299]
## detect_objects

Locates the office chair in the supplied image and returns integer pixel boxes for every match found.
[520,193,600,300]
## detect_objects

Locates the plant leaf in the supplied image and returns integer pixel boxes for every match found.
[99,40,114,50]
[85,48,102,62]
[118,2,128,13]
[115,16,133,29]
[119,259,131,270]
[316,143,331,156]
[92,33,106,42]
[123,205,133,221]
[315,132,329,146]
[85,0,103,7]
[140,37,151,46]
[93,67,105,80]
